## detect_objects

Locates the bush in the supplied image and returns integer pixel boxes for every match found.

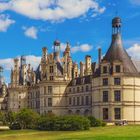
[15,108,39,129]
[37,115,90,131]
[9,122,21,130]
[87,116,106,127]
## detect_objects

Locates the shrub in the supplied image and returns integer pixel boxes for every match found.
[87,116,106,127]
[37,115,90,131]
[15,108,39,129]
[9,122,21,130]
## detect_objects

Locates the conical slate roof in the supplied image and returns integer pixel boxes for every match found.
[103,33,138,74]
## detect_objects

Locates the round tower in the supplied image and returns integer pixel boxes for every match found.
[112,17,122,34]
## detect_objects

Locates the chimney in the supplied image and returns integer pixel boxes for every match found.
[42,47,47,62]
[98,48,102,64]
[80,62,85,77]
[85,55,91,75]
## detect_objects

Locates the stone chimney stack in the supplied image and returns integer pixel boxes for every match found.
[98,48,102,64]
[85,55,92,75]
[80,61,85,77]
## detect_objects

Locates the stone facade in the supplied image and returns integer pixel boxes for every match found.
[0,17,140,124]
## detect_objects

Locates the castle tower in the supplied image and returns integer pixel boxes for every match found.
[63,42,71,75]
[0,66,4,87]
[54,40,61,62]
[41,47,47,80]
[11,58,20,86]
[80,61,85,77]
[41,47,47,63]
[85,55,92,75]
[20,56,27,85]
[103,17,138,74]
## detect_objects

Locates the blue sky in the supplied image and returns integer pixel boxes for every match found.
[0,0,140,83]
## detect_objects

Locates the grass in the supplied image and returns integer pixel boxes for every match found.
[0,126,140,140]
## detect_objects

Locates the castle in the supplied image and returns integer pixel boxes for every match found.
[0,17,140,124]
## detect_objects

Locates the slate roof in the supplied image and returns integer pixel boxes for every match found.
[103,33,138,75]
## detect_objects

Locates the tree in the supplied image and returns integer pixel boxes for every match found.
[0,111,5,125]
[16,108,39,129]
[5,111,16,125]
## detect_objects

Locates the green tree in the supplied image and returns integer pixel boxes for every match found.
[16,108,39,129]
[0,111,5,125]
[5,111,16,125]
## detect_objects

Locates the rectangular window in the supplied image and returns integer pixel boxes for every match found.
[114,78,121,85]
[73,97,75,106]
[44,99,46,107]
[50,76,54,81]
[77,97,80,105]
[48,86,52,94]
[85,96,89,105]
[81,96,84,105]
[86,85,89,91]
[44,87,46,94]
[48,98,52,107]
[114,90,121,102]
[73,88,75,93]
[103,78,108,86]
[69,97,71,105]
[77,87,80,93]
[81,86,84,92]
[103,91,108,102]
[69,88,71,93]
[103,66,107,73]
[50,66,54,73]
[114,108,121,120]
[115,65,121,73]
[103,108,108,120]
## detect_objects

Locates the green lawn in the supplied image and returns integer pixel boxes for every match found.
[0,126,140,140]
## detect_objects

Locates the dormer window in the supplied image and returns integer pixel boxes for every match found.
[81,78,85,84]
[115,65,121,73]
[103,66,107,73]
[50,66,53,73]
[72,79,76,86]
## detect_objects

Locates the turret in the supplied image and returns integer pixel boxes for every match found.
[80,62,85,77]
[41,47,47,63]
[73,63,78,78]
[98,48,102,64]
[85,55,92,75]
[0,66,4,87]
[11,58,19,86]
[112,17,122,34]
[20,56,27,85]
[103,17,138,75]
[54,40,61,62]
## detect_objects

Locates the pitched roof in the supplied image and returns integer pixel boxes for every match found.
[103,33,138,75]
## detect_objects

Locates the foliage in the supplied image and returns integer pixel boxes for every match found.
[9,122,21,130]
[0,111,6,125]
[87,116,106,127]
[5,111,16,125]
[37,115,90,131]
[15,108,39,129]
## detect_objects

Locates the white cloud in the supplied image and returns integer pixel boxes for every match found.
[60,43,93,53]
[0,58,13,70]
[23,26,38,39]
[0,55,41,71]
[0,14,15,32]
[130,0,140,5]
[127,43,140,59]
[0,0,105,22]
[71,44,93,53]
[26,55,41,69]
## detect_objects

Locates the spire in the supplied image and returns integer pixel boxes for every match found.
[54,40,61,62]
[103,17,138,75]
